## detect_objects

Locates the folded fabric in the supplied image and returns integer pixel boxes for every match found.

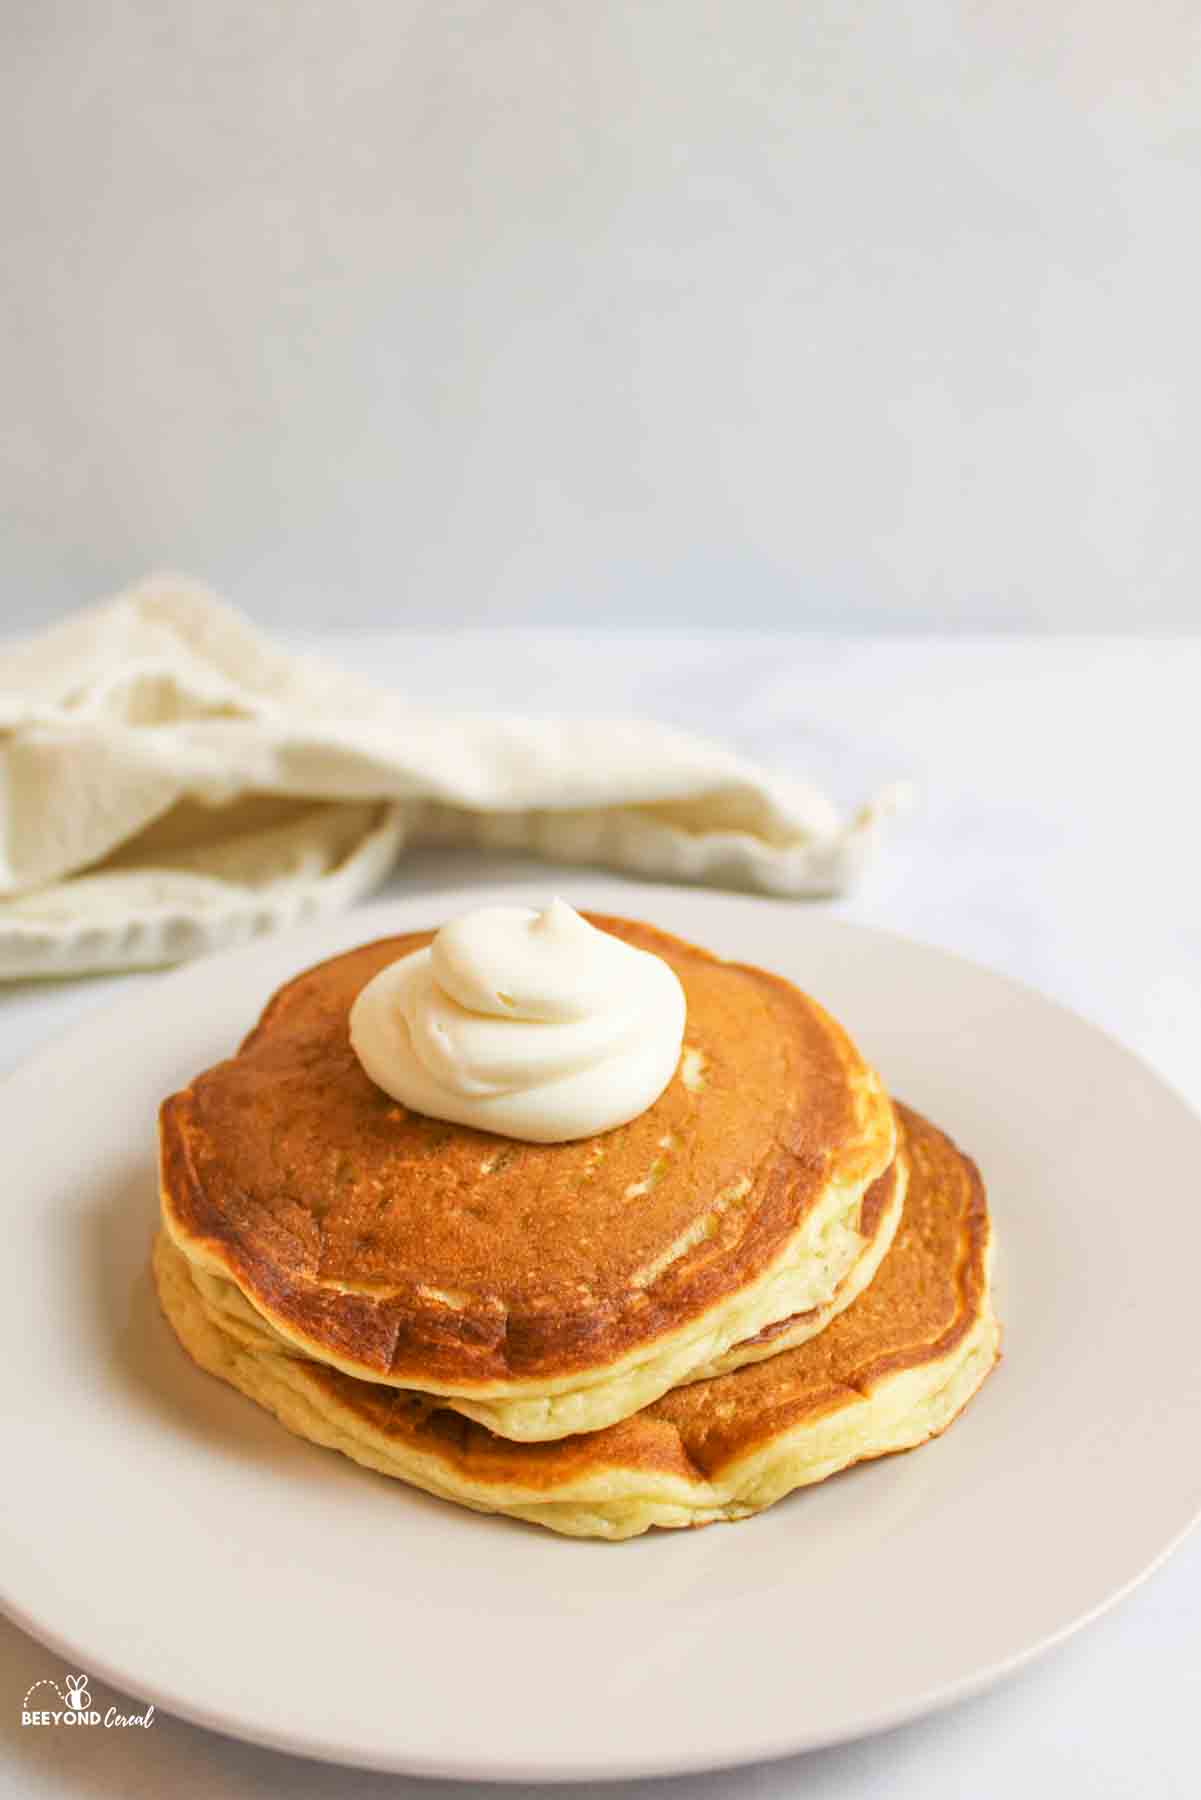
[0,578,904,978]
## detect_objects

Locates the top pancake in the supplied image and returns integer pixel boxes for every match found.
[160,915,894,1432]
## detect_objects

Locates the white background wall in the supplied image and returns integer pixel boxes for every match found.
[3,1,1199,634]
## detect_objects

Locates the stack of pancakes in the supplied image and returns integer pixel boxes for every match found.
[155,916,1000,1539]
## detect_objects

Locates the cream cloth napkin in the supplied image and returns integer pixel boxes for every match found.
[0,579,904,978]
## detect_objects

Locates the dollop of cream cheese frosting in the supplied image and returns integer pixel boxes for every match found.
[349,900,687,1143]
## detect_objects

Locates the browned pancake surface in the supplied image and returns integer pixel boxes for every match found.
[164,1103,990,1497]
[160,916,891,1389]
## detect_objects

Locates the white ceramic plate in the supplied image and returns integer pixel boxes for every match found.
[3,880,1201,1781]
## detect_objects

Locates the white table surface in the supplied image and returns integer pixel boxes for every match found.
[3,631,1199,1798]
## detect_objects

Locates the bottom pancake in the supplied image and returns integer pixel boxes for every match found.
[153,1103,999,1540]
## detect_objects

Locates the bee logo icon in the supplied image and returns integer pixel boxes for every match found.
[64,1676,91,1711]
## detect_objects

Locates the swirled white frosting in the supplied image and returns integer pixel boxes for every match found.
[348,900,687,1143]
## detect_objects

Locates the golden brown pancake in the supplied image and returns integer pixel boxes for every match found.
[183,1137,905,1402]
[154,1104,998,1539]
[159,917,897,1439]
